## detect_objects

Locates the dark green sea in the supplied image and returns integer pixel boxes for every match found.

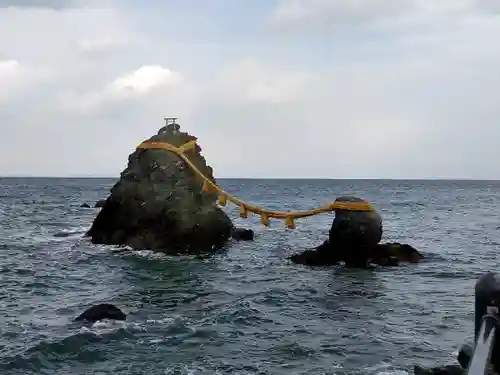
[1,178,498,375]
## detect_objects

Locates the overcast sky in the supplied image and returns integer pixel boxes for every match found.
[1,0,499,178]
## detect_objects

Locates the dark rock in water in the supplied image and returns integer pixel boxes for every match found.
[289,196,422,268]
[74,303,126,323]
[94,199,106,208]
[289,241,338,266]
[329,196,382,248]
[414,343,475,375]
[371,242,423,264]
[80,203,91,208]
[457,343,473,369]
[231,227,254,241]
[414,365,464,375]
[85,123,233,254]
[290,240,422,268]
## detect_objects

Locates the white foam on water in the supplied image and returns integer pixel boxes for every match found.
[164,365,220,375]
[74,318,148,338]
[107,246,171,260]
[145,316,176,325]
[129,249,196,262]
[76,319,128,336]
[61,225,88,234]
[375,371,410,375]
[53,225,89,240]
[133,249,170,260]
[368,362,410,375]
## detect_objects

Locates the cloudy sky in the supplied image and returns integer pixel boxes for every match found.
[1,0,499,178]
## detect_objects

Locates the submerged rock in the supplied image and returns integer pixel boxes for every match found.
[289,196,422,268]
[231,227,254,241]
[414,342,475,375]
[74,303,126,323]
[86,123,234,254]
[414,365,464,375]
[371,242,423,264]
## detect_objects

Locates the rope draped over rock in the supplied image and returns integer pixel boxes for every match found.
[137,140,374,229]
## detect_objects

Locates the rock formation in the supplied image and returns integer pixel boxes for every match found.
[74,303,126,323]
[86,123,234,254]
[290,196,423,267]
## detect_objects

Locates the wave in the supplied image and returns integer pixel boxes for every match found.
[53,226,88,239]
[0,319,137,373]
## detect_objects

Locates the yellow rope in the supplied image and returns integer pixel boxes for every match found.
[137,140,374,229]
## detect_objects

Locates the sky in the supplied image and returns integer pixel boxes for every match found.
[1,0,500,179]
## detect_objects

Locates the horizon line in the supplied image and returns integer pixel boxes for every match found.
[1,176,500,181]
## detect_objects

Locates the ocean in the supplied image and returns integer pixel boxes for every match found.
[1,177,499,375]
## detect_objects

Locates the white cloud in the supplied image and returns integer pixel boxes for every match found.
[0,59,19,77]
[0,60,21,102]
[193,57,427,178]
[107,65,183,97]
[193,0,500,178]
[57,65,185,114]
[213,58,311,104]
[268,0,500,33]
[0,0,105,9]
[79,36,128,54]
[268,0,410,30]
[0,59,52,103]
[1,1,500,178]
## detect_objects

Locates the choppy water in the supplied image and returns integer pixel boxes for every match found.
[1,178,499,375]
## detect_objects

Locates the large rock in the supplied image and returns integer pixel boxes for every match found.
[289,196,423,268]
[94,199,106,208]
[86,123,234,254]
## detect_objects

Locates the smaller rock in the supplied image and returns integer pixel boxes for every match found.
[328,196,383,248]
[231,227,254,241]
[289,241,422,268]
[74,303,126,323]
[80,203,91,208]
[94,199,106,208]
[457,343,473,369]
[414,365,464,375]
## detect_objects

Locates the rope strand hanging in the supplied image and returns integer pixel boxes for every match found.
[137,140,374,229]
